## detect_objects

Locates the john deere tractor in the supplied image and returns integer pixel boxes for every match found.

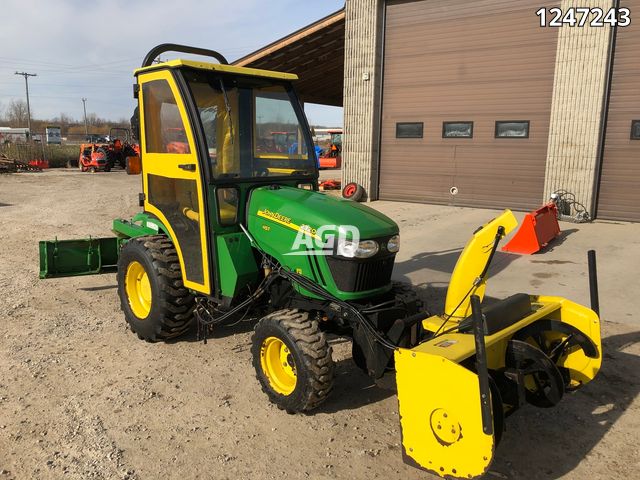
[39,44,602,479]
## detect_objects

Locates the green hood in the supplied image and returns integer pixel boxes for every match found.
[248,185,398,240]
[247,185,397,301]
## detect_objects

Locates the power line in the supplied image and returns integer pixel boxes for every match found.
[14,71,37,139]
[0,55,141,70]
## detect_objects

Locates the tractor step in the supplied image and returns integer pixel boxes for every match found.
[39,237,121,279]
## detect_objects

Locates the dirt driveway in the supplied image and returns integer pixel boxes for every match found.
[0,170,638,480]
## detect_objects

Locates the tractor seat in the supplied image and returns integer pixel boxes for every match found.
[458,293,532,336]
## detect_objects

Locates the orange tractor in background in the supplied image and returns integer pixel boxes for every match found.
[78,128,139,173]
[103,127,139,169]
[318,128,342,169]
[78,142,111,172]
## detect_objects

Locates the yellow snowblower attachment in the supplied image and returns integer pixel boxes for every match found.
[395,210,602,479]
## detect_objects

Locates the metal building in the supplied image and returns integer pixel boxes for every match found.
[236,0,640,222]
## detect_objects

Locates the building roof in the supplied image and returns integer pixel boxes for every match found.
[233,8,346,106]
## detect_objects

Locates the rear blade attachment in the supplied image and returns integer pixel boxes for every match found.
[39,237,121,279]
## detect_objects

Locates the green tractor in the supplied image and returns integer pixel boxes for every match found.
[40,45,602,479]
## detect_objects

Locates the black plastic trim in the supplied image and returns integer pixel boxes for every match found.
[471,295,494,436]
[142,43,228,68]
[173,69,219,296]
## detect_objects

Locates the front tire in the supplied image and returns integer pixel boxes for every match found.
[117,235,194,341]
[251,309,334,413]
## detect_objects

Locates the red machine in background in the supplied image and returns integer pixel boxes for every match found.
[318,129,342,169]
[78,128,139,173]
[502,201,561,254]
[78,143,110,173]
[103,128,139,169]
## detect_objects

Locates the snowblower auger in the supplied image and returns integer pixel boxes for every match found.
[394,210,602,479]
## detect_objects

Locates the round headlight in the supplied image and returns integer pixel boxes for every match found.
[387,234,400,253]
[354,240,379,258]
[339,240,379,258]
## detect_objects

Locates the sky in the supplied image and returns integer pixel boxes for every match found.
[0,0,344,128]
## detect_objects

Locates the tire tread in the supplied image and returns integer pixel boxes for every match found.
[118,235,194,341]
[252,309,334,412]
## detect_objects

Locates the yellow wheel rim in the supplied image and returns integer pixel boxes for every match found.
[260,336,297,395]
[125,260,152,319]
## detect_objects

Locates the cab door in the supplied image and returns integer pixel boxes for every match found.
[138,69,210,294]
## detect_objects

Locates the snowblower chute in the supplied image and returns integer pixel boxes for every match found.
[395,210,602,479]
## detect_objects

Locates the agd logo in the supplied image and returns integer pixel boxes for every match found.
[286,224,360,257]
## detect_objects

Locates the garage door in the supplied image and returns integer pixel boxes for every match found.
[379,0,558,210]
[597,0,640,222]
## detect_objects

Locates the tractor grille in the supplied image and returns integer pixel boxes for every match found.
[326,254,395,292]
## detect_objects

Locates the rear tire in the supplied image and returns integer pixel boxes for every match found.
[97,147,115,170]
[251,309,334,413]
[117,235,195,341]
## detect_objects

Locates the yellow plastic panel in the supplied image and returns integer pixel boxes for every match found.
[395,348,494,479]
[536,295,602,386]
[445,210,518,319]
[137,69,210,294]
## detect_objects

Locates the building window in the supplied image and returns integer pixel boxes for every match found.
[396,122,423,139]
[631,120,640,140]
[443,122,473,138]
[495,121,530,138]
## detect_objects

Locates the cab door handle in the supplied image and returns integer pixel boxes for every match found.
[178,163,196,172]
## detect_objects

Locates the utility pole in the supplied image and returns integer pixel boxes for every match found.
[14,71,37,141]
[81,98,88,136]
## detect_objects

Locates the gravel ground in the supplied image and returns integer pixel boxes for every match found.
[0,169,638,480]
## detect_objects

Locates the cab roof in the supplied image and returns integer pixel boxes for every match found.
[134,59,298,81]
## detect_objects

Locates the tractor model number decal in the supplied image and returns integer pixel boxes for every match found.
[258,209,292,225]
[257,209,320,240]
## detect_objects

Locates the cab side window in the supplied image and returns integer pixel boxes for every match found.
[142,79,191,154]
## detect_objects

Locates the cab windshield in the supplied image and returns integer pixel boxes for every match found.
[184,70,317,180]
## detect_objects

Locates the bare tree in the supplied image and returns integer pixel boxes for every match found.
[6,99,31,128]
[51,112,75,135]
[86,112,98,127]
